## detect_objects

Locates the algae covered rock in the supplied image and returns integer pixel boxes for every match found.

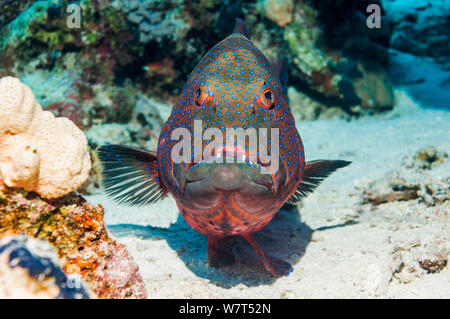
[0,182,147,298]
[281,1,393,115]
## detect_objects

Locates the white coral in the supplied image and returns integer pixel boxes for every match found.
[0,76,91,198]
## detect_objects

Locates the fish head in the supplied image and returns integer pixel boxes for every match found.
[157,33,305,223]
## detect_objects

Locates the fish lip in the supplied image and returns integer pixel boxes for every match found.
[186,156,272,178]
[180,147,273,193]
[216,146,272,168]
[184,177,270,193]
[183,159,271,187]
[182,162,273,196]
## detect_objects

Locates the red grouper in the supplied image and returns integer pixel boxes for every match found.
[98,19,351,277]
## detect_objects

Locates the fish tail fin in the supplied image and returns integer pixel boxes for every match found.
[97,145,168,206]
[287,160,351,205]
[233,18,250,39]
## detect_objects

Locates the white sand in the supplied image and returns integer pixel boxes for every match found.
[86,88,450,298]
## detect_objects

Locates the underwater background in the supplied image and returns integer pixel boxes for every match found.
[0,0,448,298]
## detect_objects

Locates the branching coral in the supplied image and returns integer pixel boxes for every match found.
[0,76,91,198]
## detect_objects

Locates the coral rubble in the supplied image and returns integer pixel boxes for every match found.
[362,167,449,207]
[363,146,449,207]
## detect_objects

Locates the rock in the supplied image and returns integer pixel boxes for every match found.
[352,61,395,114]
[287,86,348,120]
[382,0,450,64]
[0,235,90,298]
[0,182,147,298]
[365,186,419,205]
[283,1,394,115]
[262,0,293,27]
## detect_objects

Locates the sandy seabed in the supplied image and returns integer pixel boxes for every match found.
[87,89,449,298]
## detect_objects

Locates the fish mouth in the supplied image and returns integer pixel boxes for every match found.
[185,161,270,190]
[184,147,273,191]
[179,153,275,213]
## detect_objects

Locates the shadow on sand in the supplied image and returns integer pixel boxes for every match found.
[107,205,316,288]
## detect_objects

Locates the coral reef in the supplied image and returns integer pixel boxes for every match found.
[383,0,450,64]
[0,0,396,123]
[0,0,144,127]
[282,0,393,114]
[0,182,147,298]
[0,235,90,299]
[0,75,147,298]
[122,0,190,44]
[0,0,36,29]
[0,0,447,300]
[0,77,91,198]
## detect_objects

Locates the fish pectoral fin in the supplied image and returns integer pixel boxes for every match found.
[233,18,250,39]
[97,144,168,206]
[244,235,293,277]
[287,160,351,205]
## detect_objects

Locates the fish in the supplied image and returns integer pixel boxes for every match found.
[97,19,351,277]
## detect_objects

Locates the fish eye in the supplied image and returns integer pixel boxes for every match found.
[261,87,274,109]
[195,87,207,106]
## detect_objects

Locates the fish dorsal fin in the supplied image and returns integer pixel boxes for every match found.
[97,145,168,206]
[273,57,289,96]
[287,160,351,205]
[233,18,250,39]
